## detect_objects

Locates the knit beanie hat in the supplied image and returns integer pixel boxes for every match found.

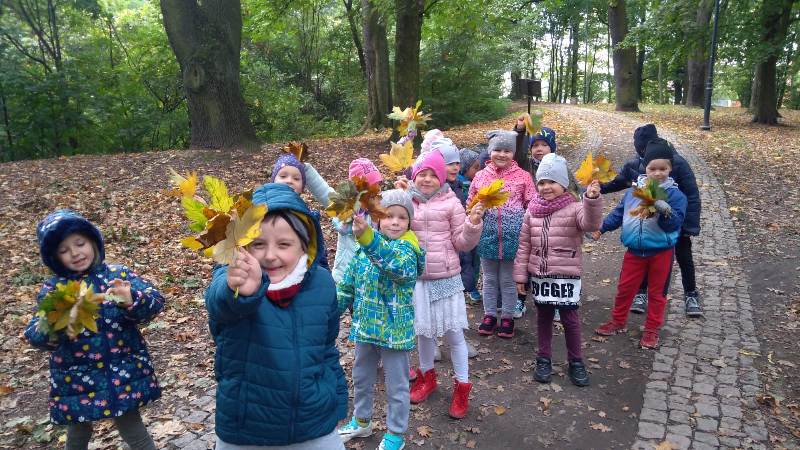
[643,137,674,167]
[266,210,311,251]
[380,189,415,222]
[459,149,479,171]
[421,129,445,153]
[530,127,558,153]
[634,124,658,156]
[486,130,518,155]
[271,153,306,190]
[348,158,383,186]
[435,139,461,165]
[37,209,105,277]
[411,150,446,185]
[535,153,570,189]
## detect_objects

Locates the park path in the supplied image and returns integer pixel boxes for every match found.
[548,105,771,450]
[163,105,770,450]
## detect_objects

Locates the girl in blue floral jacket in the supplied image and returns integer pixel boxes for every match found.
[24,209,164,450]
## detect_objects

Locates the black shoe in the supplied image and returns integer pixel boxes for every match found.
[568,361,590,387]
[630,291,647,314]
[684,291,704,317]
[534,357,552,383]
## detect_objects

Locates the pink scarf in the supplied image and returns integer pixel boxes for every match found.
[529,192,575,217]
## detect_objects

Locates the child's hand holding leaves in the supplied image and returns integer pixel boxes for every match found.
[105,279,132,307]
[654,200,672,216]
[352,215,369,239]
[585,180,601,199]
[469,203,486,225]
[227,250,262,297]
[395,175,410,191]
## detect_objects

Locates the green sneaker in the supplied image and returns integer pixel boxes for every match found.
[337,417,373,443]
[377,433,405,450]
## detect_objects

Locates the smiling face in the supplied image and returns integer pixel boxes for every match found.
[57,233,96,273]
[247,216,306,283]
[274,166,304,194]
[379,205,410,240]
[645,159,672,184]
[413,168,441,195]
[446,162,460,182]
[530,140,552,162]
[490,148,514,169]
[536,179,566,201]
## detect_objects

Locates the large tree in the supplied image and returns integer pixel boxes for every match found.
[361,0,392,130]
[608,0,639,111]
[685,0,714,107]
[751,0,797,124]
[394,0,424,109]
[160,0,257,149]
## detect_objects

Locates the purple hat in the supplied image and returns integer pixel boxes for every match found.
[271,153,306,190]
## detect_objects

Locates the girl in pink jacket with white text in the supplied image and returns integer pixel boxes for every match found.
[513,153,602,387]
[403,150,485,420]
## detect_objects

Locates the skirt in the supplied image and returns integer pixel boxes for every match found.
[413,279,469,338]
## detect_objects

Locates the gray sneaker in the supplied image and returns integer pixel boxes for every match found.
[434,344,442,361]
[630,292,647,314]
[466,341,478,359]
[684,291,704,317]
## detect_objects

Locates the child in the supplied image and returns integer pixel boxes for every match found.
[404,150,485,419]
[600,124,702,318]
[594,139,688,349]
[24,209,164,450]
[271,152,331,270]
[205,183,347,449]
[513,154,602,387]
[336,190,424,450]
[468,130,535,336]
[331,158,384,283]
[458,148,482,303]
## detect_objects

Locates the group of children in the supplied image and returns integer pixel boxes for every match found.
[24,119,702,450]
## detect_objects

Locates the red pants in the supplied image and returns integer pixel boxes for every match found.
[611,249,673,331]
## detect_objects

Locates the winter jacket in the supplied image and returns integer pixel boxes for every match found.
[600,176,688,257]
[337,228,425,351]
[447,178,468,207]
[411,187,482,280]
[25,210,163,425]
[468,161,536,260]
[600,151,700,236]
[513,193,603,281]
[205,183,347,446]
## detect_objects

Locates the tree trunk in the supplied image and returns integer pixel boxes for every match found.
[569,19,579,100]
[549,21,557,102]
[751,0,795,124]
[636,47,645,101]
[160,0,258,149]
[606,22,613,104]
[557,32,566,103]
[658,58,664,104]
[685,0,714,107]
[394,0,424,109]
[362,0,392,130]
[608,1,638,111]
[776,29,796,109]
[0,82,12,157]
[343,0,367,81]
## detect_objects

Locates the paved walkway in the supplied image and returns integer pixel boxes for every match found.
[165,105,770,450]
[550,105,769,450]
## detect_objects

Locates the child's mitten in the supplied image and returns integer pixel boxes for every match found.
[654,200,672,216]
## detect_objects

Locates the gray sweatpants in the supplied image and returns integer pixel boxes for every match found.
[65,410,155,450]
[481,258,516,319]
[352,343,410,435]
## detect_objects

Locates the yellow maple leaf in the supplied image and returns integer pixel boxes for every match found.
[283,142,309,162]
[523,111,543,136]
[574,152,617,186]
[379,140,414,172]
[467,179,510,212]
[387,100,432,136]
[211,204,268,265]
[325,180,360,222]
[38,280,102,339]
[204,175,234,213]
[168,168,198,198]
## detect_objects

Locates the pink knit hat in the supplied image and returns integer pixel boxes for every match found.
[348,158,383,186]
[412,150,446,185]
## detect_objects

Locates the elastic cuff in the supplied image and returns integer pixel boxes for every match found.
[356,226,375,246]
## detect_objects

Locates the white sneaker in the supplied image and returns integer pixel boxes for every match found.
[338,417,373,443]
[553,309,561,322]
[466,341,478,359]
[434,345,442,362]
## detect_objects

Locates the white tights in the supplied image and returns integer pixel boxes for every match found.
[417,329,469,383]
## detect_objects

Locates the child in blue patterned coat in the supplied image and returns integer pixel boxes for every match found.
[336,189,424,450]
[24,209,164,450]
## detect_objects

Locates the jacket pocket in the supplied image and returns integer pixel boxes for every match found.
[551,248,577,258]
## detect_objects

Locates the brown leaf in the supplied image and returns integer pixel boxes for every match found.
[590,422,612,432]
[494,405,507,415]
[466,440,477,448]
[417,425,434,438]
[618,360,631,369]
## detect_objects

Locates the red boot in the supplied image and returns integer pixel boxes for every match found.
[410,368,437,404]
[448,379,472,419]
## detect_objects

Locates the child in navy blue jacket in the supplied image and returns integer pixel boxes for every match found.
[205,183,347,449]
[600,124,702,318]
[25,209,164,450]
[594,139,687,349]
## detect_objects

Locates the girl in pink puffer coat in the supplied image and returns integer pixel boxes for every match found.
[513,153,602,388]
[402,150,485,420]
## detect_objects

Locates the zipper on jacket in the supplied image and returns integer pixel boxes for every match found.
[95,273,119,418]
[539,215,551,275]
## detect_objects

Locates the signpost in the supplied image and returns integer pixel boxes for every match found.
[518,79,541,114]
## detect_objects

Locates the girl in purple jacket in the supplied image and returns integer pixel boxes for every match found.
[513,154,602,387]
